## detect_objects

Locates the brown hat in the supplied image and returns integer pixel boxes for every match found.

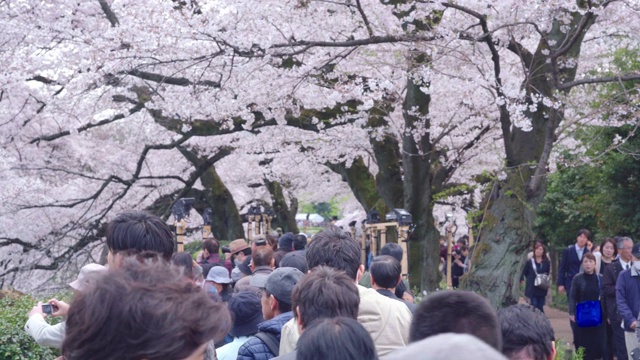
[229,239,250,254]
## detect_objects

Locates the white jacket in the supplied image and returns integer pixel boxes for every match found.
[24,314,66,348]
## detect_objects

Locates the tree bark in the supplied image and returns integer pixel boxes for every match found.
[464,6,595,308]
[265,179,300,233]
[402,75,441,292]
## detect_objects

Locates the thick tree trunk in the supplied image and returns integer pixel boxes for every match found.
[199,166,245,240]
[326,157,389,214]
[465,7,594,307]
[402,76,441,292]
[265,179,299,234]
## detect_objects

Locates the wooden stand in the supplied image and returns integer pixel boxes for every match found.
[361,222,410,277]
[176,219,186,253]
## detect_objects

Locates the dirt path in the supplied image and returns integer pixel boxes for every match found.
[544,306,573,347]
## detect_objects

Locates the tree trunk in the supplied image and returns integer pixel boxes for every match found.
[199,166,245,240]
[265,179,299,233]
[402,75,441,292]
[464,7,595,308]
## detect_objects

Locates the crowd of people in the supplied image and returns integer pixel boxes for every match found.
[22,212,640,360]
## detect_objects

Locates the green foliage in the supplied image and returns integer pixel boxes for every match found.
[0,292,66,360]
[183,240,203,258]
[554,341,584,360]
[537,47,640,247]
[299,199,340,220]
[536,125,640,247]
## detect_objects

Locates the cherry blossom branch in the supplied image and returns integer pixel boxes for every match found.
[29,102,145,144]
[125,68,222,88]
[98,0,120,27]
[558,73,640,91]
[355,0,374,37]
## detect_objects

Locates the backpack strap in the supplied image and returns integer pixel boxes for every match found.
[254,332,280,356]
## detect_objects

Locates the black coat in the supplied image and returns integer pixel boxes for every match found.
[522,258,551,298]
[558,245,589,294]
[602,259,624,322]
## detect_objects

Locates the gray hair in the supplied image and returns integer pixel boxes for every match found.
[617,237,633,249]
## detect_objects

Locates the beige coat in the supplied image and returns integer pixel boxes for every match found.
[278,285,412,358]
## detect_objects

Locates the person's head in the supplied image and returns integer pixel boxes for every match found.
[618,237,634,262]
[370,255,401,291]
[68,263,107,293]
[582,252,597,274]
[600,238,617,260]
[228,239,251,263]
[410,290,502,351]
[460,245,469,257]
[278,232,295,252]
[63,259,231,360]
[251,267,304,320]
[385,333,507,360]
[576,229,592,248]
[307,226,362,281]
[293,234,308,250]
[296,317,377,360]
[206,266,233,293]
[171,252,195,282]
[227,291,264,337]
[202,238,219,258]
[280,251,309,274]
[292,266,359,332]
[498,304,556,360]
[533,241,547,260]
[265,233,278,251]
[251,246,274,270]
[106,211,175,268]
[380,243,403,262]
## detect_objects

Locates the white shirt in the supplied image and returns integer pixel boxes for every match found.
[620,258,631,270]
[575,244,585,260]
[216,336,250,360]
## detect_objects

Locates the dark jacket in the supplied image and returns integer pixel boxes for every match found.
[568,272,602,316]
[236,311,293,360]
[376,289,417,314]
[558,245,589,294]
[603,259,625,322]
[521,258,551,298]
[615,268,640,332]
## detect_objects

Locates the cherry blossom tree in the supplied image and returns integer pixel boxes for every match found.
[1,0,638,300]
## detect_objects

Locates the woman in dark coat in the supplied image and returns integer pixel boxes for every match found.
[569,252,606,360]
[521,241,551,313]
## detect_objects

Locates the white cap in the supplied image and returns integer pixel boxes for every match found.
[69,263,107,291]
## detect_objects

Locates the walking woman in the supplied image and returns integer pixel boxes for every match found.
[522,241,551,313]
[595,238,617,360]
[569,253,606,360]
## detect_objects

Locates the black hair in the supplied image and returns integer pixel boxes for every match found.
[264,289,292,313]
[370,255,401,289]
[293,234,307,251]
[380,243,403,262]
[306,226,361,280]
[202,239,219,254]
[577,229,592,241]
[410,290,502,351]
[106,211,175,261]
[171,252,194,280]
[63,259,231,360]
[297,317,377,360]
[498,304,555,360]
[292,266,359,329]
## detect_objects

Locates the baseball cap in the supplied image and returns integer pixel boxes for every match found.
[228,291,264,337]
[69,263,107,291]
[250,267,304,304]
[280,251,308,274]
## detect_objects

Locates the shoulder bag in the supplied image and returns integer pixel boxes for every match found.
[531,258,550,290]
